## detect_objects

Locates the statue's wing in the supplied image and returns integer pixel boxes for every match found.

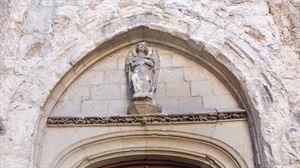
[125,53,131,73]
[151,49,160,92]
[125,53,134,91]
[152,49,160,72]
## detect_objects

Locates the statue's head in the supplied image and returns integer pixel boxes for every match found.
[136,42,149,55]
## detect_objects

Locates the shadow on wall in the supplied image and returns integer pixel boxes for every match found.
[0,117,5,134]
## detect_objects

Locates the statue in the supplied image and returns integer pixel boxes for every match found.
[125,42,162,115]
[125,42,160,99]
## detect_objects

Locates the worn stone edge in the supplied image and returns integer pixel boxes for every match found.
[47,110,246,127]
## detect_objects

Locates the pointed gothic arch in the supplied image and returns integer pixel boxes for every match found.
[33,26,264,168]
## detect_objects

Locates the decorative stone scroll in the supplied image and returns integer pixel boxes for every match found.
[125,42,161,115]
[47,111,246,127]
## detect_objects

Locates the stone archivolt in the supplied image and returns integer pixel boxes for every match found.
[49,130,249,168]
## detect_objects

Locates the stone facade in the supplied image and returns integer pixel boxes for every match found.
[0,0,299,168]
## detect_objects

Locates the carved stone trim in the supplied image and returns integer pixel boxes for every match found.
[47,111,246,127]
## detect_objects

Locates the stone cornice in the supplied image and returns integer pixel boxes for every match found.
[47,111,246,127]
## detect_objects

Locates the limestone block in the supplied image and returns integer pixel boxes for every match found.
[178,97,203,114]
[57,34,95,66]
[118,54,127,70]
[103,70,126,84]
[191,81,213,96]
[184,66,208,81]
[120,85,131,100]
[108,99,129,115]
[160,54,172,68]
[81,100,109,116]
[19,34,44,58]
[203,94,239,110]
[190,21,218,42]
[53,100,81,116]
[119,0,132,7]
[172,55,196,67]
[154,83,166,97]
[77,70,104,85]
[159,68,184,82]
[212,82,231,95]
[93,56,118,71]
[166,82,190,97]
[155,97,178,114]
[63,85,90,101]
[23,6,53,33]
[227,1,269,17]
[92,85,120,100]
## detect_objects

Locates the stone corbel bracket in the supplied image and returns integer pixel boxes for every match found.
[47,110,246,127]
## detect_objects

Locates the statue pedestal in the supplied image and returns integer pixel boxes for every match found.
[128,101,162,115]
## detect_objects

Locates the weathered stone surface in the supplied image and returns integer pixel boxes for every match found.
[92,85,121,100]
[93,56,118,71]
[0,0,299,168]
[184,66,208,82]
[155,97,178,114]
[103,70,126,84]
[166,82,191,97]
[63,86,91,101]
[178,97,204,114]
[154,83,166,97]
[108,99,129,115]
[53,100,81,116]
[191,81,213,96]
[172,54,196,67]
[77,71,104,85]
[203,94,239,110]
[82,100,109,116]
[160,54,172,68]
[159,68,184,82]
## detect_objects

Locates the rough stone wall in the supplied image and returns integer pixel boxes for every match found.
[53,47,238,117]
[0,0,299,168]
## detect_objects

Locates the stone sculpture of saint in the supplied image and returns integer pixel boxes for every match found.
[125,42,161,115]
[125,42,160,100]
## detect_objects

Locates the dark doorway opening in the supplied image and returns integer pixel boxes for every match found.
[87,155,213,168]
[100,159,202,168]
